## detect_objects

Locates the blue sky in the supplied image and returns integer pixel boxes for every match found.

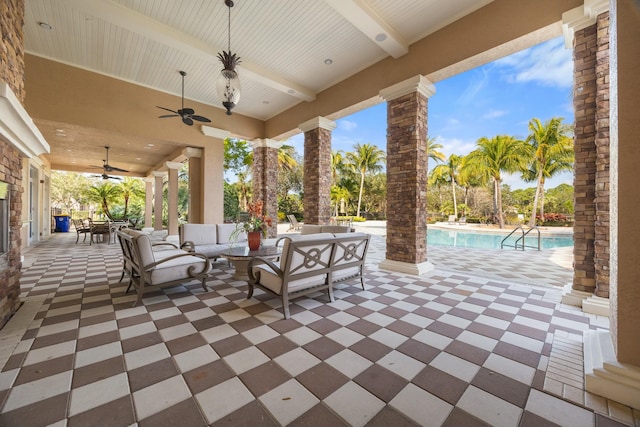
[287,35,574,190]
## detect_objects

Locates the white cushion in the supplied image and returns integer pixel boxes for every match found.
[180,224,217,246]
[252,264,328,295]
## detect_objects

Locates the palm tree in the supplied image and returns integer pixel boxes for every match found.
[463,135,530,228]
[427,137,446,164]
[119,177,145,219]
[431,154,462,217]
[345,143,386,217]
[278,144,297,172]
[85,182,122,220]
[524,117,574,226]
[331,150,346,185]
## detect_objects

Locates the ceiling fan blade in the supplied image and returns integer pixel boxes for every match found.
[158,114,179,118]
[178,108,195,115]
[182,117,194,126]
[156,106,180,114]
[106,166,129,173]
[191,115,211,123]
[89,165,104,169]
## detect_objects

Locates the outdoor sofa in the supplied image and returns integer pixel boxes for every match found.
[246,232,371,318]
[179,223,247,262]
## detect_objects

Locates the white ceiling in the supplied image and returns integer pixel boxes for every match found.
[24,0,494,121]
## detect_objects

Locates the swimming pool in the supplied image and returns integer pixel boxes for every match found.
[427,227,573,250]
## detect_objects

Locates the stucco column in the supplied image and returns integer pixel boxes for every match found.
[582,0,640,410]
[561,0,611,316]
[183,147,203,224]
[200,126,228,224]
[378,75,435,276]
[299,117,335,225]
[152,171,166,230]
[143,177,153,228]
[166,161,181,237]
[251,139,282,237]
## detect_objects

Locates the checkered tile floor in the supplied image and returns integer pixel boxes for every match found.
[1,230,638,427]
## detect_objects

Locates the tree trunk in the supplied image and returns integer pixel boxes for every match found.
[528,169,544,227]
[451,179,458,218]
[539,177,546,220]
[495,179,504,228]
[356,170,365,217]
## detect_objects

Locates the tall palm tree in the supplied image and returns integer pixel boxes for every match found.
[345,143,386,217]
[463,135,530,228]
[278,144,297,172]
[524,117,574,226]
[119,177,145,219]
[85,182,122,220]
[427,137,446,164]
[331,150,346,185]
[431,154,462,217]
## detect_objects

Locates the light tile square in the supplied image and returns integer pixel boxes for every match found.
[368,328,408,349]
[259,379,319,426]
[173,345,220,373]
[75,341,122,368]
[3,371,73,412]
[458,385,522,427]
[430,352,479,382]
[224,346,270,375]
[377,350,425,380]
[526,388,594,427]
[196,377,255,424]
[325,381,385,427]
[124,343,170,370]
[284,326,322,346]
[69,372,130,416]
[326,327,364,347]
[412,329,453,350]
[326,349,372,379]
[390,383,453,427]
[274,347,320,377]
[483,353,536,385]
[133,375,191,419]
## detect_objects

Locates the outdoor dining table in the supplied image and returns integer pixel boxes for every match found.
[221,245,282,281]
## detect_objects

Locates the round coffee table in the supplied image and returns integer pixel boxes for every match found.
[221,245,282,281]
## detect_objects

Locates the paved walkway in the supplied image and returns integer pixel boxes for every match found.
[0,226,636,427]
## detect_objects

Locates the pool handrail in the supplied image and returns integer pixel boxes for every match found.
[501,226,541,251]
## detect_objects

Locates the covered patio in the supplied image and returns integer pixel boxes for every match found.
[0,227,636,426]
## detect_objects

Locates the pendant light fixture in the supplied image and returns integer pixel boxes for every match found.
[216,0,241,115]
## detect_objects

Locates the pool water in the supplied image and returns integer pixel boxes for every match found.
[427,228,573,250]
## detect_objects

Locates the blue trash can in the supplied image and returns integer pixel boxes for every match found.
[54,215,71,232]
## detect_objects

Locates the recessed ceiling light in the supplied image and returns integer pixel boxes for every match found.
[375,33,387,42]
[146,143,154,147]
[55,128,65,133]
[37,22,52,30]
[263,100,269,104]
[287,89,295,94]
[324,58,333,65]
[135,157,141,160]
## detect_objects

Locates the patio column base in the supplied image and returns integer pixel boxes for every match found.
[561,284,610,316]
[378,259,434,276]
[584,330,640,411]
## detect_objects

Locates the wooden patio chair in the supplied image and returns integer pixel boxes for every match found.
[72,218,91,244]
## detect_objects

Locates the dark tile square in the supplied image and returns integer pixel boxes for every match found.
[76,330,120,351]
[30,330,78,350]
[426,321,463,339]
[445,340,490,365]
[471,367,530,407]
[507,322,548,341]
[72,356,126,388]
[296,362,349,400]
[229,315,264,333]
[0,392,69,427]
[354,364,406,402]
[303,337,345,360]
[349,337,392,362]
[467,322,505,340]
[211,334,252,357]
[386,319,422,337]
[138,398,207,427]
[191,315,226,331]
[519,410,562,427]
[121,331,163,353]
[413,365,468,405]
[183,359,235,394]
[307,318,341,335]
[290,403,350,427]
[13,354,74,386]
[257,335,299,359]
[412,306,444,320]
[210,400,278,427]
[166,333,208,355]
[366,405,422,427]
[442,407,492,427]
[154,314,189,330]
[347,319,381,336]
[68,395,136,427]
[128,358,178,392]
[396,339,440,364]
[493,342,541,368]
[344,305,374,318]
[239,361,290,396]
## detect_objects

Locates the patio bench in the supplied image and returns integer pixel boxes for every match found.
[179,223,247,262]
[117,229,211,306]
[246,232,371,318]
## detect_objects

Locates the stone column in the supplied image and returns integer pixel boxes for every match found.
[200,126,228,224]
[153,171,166,230]
[251,139,282,237]
[183,147,203,224]
[582,0,640,410]
[299,117,335,225]
[143,177,153,228]
[561,0,611,316]
[166,161,181,237]
[379,75,435,276]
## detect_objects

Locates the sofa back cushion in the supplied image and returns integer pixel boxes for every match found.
[217,223,246,244]
[132,232,155,267]
[331,232,370,270]
[180,224,217,246]
[279,233,334,264]
[281,234,335,278]
[321,225,351,234]
[300,225,323,235]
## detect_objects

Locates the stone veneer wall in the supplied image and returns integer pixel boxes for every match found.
[594,12,610,298]
[572,24,597,293]
[252,146,278,237]
[0,0,25,326]
[303,128,332,224]
[386,92,428,264]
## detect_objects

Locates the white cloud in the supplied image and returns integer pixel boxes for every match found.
[458,68,489,104]
[495,37,572,88]
[447,117,461,126]
[431,136,476,158]
[483,110,507,120]
[339,119,358,131]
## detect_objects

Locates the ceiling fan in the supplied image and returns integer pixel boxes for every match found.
[157,71,212,126]
[90,146,127,179]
